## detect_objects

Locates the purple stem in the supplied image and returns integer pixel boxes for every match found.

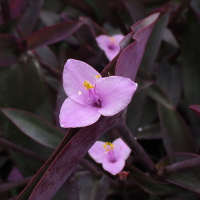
[158,157,200,176]
[0,137,46,163]
[0,0,11,22]
[114,120,156,174]
[0,176,33,193]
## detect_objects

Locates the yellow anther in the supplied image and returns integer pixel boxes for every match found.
[83,80,94,90]
[109,37,116,45]
[95,75,101,78]
[103,142,114,152]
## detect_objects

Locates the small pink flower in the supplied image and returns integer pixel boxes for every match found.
[59,59,137,128]
[88,138,131,175]
[96,34,124,61]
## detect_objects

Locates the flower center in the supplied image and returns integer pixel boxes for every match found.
[83,81,94,90]
[103,142,116,163]
[108,37,117,50]
[103,142,114,151]
[82,78,101,108]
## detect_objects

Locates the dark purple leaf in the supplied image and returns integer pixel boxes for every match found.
[78,173,109,200]
[191,0,200,20]
[0,34,19,66]
[25,20,84,49]
[158,105,198,153]
[123,0,146,23]
[115,12,160,81]
[17,113,122,199]
[189,105,200,118]
[182,11,200,127]
[156,153,200,194]
[17,0,44,36]
[140,12,169,74]
[126,164,184,195]
[1,108,64,149]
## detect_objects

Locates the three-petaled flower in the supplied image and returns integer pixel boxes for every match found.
[59,59,137,128]
[88,138,131,175]
[96,34,124,61]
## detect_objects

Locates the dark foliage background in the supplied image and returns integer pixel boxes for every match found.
[0,0,200,199]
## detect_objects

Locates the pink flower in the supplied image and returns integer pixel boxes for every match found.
[59,59,137,128]
[88,138,131,175]
[96,34,124,61]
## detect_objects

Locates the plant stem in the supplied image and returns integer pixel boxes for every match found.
[0,137,46,163]
[157,156,200,175]
[115,120,156,174]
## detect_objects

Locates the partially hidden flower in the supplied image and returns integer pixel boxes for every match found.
[88,138,131,175]
[59,59,137,128]
[96,34,124,61]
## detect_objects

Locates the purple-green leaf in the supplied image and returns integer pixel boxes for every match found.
[18,0,44,36]
[25,20,84,49]
[17,113,122,199]
[1,108,64,149]
[156,153,200,194]
[189,105,200,118]
[158,105,197,153]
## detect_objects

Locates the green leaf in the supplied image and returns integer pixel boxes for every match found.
[127,165,184,195]
[2,108,64,149]
[140,12,170,74]
[78,173,109,200]
[138,70,174,110]
[156,153,200,194]
[158,105,197,153]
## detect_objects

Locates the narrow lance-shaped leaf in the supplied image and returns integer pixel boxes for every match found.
[115,12,160,80]
[1,108,64,149]
[189,105,200,118]
[25,20,84,49]
[0,34,19,66]
[18,0,44,36]
[156,153,200,194]
[17,112,122,200]
[158,105,197,153]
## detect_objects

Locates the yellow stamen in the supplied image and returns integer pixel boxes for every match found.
[109,37,116,45]
[103,142,114,152]
[83,80,94,90]
[95,75,101,78]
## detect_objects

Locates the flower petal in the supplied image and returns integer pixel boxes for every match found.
[113,138,131,160]
[63,59,102,105]
[88,141,106,163]
[102,158,125,175]
[96,76,138,116]
[96,35,123,61]
[59,98,101,128]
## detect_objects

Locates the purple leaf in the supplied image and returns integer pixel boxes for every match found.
[25,20,84,49]
[189,105,200,118]
[0,0,26,24]
[115,12,160,81]
[17,113,122,199]
[17,0,44,36]
[156,153,200,194]
[0,34,19,66]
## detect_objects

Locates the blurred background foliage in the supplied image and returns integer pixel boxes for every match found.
[0,0,200,199]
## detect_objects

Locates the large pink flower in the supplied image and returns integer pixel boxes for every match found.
[59,59,137,128]
[96,34,124,61]
[88,138,131,175]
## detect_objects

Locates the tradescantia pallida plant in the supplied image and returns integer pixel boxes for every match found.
[0,0,200,200]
